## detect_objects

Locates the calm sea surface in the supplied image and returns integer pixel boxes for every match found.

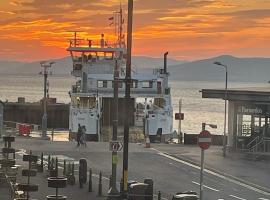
[0,75,268,134]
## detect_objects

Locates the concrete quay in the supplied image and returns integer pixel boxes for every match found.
[1,135,270,200]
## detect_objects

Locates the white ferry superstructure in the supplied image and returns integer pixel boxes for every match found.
[67,11,173,142]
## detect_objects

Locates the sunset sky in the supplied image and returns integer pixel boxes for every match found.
[1,0,270,61]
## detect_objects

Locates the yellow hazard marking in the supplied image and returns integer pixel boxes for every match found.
[124,170,128,190]
[112,155,118,164]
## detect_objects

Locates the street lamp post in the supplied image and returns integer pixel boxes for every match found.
[40,61,55,139]
[214,61,228,157]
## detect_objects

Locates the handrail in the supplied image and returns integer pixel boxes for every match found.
[263,137,270,141]
[249,138,263,152]
[247,136,259,148]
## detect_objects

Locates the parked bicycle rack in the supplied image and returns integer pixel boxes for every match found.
[17,150,39,200]
[1,136,17,182]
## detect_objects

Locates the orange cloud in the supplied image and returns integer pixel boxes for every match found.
[0,0,270,61]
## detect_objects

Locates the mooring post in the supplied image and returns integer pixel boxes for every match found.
[48,155,51,171]
[40,153,43,172]
[88,168,92,192]
[63,160,66,176]
[98,171,102,196]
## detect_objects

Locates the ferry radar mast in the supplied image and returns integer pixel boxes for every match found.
[110,4,125,48]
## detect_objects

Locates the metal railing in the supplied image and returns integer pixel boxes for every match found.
[248,136,270,153]
[246,136,259,149]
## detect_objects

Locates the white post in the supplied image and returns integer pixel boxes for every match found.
[200,149,205,200]
[178,99,182,143]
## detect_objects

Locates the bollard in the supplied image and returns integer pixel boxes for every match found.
[120,178,123,194]
[41,153,44,172]
[79,165,83,188]
[158,191,161,200]
[72,162,75,177]
[66,162,75,185]
[55,157,58,177]
[63,160,66,176]
[48,155,51,171]
[88,168,92,192]
[51,157,55,170]
[51,129,54,141]
[109,175,112,189]
[98,171,102,196]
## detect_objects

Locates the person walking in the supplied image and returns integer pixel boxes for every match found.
[77,124,82,147]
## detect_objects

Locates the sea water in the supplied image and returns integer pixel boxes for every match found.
[0,75,267,135]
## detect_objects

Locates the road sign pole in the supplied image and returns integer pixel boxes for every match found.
[108,60,120,199]
[200,148,204,200]
[198,126,212,200]
[178,99,182,143]
[123,0,133,197]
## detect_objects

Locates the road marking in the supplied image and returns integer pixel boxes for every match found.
[152,148,270,196]
[259,198,269,200]
[229,194,246,200]
[192,181,219,192]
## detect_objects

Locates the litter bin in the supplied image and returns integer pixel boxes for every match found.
[144,179,153,200]
[128,182,149,200]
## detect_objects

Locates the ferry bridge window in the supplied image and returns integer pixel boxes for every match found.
[142,81,153,88]
[97,80,107,88]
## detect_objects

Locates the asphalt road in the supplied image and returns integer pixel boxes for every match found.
[11,138,270,200]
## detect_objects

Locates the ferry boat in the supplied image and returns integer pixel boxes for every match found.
[67,8,173,142]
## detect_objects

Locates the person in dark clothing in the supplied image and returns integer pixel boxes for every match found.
[77,123,82,147]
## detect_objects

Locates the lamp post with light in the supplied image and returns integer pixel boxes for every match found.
[40,61,55,139]
[213,61,228,157]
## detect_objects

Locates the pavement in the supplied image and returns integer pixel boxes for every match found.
[1,135,270,200]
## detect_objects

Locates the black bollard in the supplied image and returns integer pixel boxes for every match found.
[120,178,123,194]
[72,162,75,177]
[109,175,112,189]
[51,157,55,170]
[41,153,44,172]
[98,171,102,196]
[79,165,83,188]
[48,155,51,171]
[55,157,58,177]
[63,160,66,176]
[88,168,92,192]
[158,191,161,200]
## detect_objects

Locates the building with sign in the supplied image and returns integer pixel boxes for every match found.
[201,87,270,152]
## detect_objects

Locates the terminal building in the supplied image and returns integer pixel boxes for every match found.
[202,87,270,152]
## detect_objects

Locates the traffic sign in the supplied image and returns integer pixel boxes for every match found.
[198,130,212,150]
[109,141,123,152]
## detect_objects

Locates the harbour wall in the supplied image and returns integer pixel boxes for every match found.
[3,102,69,128]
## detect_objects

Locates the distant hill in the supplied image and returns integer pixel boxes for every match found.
[0,56,185,76]
[0,55,270,83]
[168,55,270,83]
